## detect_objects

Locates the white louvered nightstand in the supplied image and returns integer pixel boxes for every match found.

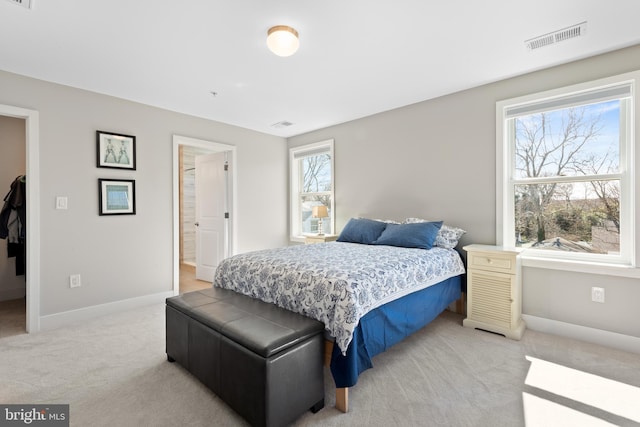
[462,244,526,340]
[304,234,338,244]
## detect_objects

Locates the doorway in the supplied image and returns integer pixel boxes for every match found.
[0,116,26,337]
[0,104,40,333]
[172,135,237,295]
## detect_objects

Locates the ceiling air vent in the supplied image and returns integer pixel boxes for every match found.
[525,21,586,51]
[271,121,294,129]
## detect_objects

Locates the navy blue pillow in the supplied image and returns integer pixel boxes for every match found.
[337,218,388,244]
[373,221,443,249]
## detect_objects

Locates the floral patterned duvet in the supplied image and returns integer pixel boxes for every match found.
[213,242,465,353]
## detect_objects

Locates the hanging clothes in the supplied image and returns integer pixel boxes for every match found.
[0,175,26,276]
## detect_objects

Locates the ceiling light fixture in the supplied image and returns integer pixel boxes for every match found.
[267,25,299,57]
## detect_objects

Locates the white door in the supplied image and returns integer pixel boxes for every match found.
[195,152,229,282]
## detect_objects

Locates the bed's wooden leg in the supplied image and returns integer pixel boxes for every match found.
[324,339,333,367]
[336,387,349,413]
[325,340,349,412]
[455,292,466,315]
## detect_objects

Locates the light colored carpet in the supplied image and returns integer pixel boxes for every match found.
[1,303,639,427]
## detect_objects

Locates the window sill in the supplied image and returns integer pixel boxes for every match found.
[521,255,640,279]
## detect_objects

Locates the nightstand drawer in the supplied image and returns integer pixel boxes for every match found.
[468,252,516,274]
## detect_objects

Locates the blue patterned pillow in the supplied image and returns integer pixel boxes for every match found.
[404,218,466,249]
[373,221,443,250]
[337,218,388,244]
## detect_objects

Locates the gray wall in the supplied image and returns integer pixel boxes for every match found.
[288,44,640,344]
[0,115,26,300]
[0,70,288,317]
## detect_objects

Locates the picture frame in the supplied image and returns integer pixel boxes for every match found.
[98,179,136,215]
[96,130,136,170]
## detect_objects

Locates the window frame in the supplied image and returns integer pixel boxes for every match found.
[289,139,335,242]
[496,71,638,271]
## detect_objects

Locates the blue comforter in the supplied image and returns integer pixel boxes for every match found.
[213,242,465,354]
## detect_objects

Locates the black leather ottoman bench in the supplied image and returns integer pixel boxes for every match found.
[166,287,325,427]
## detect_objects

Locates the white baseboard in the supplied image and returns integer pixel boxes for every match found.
[39,291,174,332]
[0,287,26,302]
[523,314,640,355]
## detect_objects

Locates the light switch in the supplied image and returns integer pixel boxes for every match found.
[56,196,68,210]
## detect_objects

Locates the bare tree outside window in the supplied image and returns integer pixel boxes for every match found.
[300,154,332,234]
[513,101,621,254]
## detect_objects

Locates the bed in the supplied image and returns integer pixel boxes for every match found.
[213,218,466,412]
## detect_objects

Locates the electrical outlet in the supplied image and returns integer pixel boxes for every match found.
[56,196,68,210]
[69,274,81,288]
[591,287,605,303]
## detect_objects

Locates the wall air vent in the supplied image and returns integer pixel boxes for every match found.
[5,0,32,8]
[271,121,294,129]
[525,21,587,51]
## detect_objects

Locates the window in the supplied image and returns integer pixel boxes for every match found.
[496,72,637,266]
[290,140,334,241]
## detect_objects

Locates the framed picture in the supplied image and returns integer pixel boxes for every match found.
[98,179,136,215]
[96,130,136,170]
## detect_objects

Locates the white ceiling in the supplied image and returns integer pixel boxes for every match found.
[1,0,640,138]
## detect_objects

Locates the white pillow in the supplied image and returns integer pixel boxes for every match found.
[373,218,401,224]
